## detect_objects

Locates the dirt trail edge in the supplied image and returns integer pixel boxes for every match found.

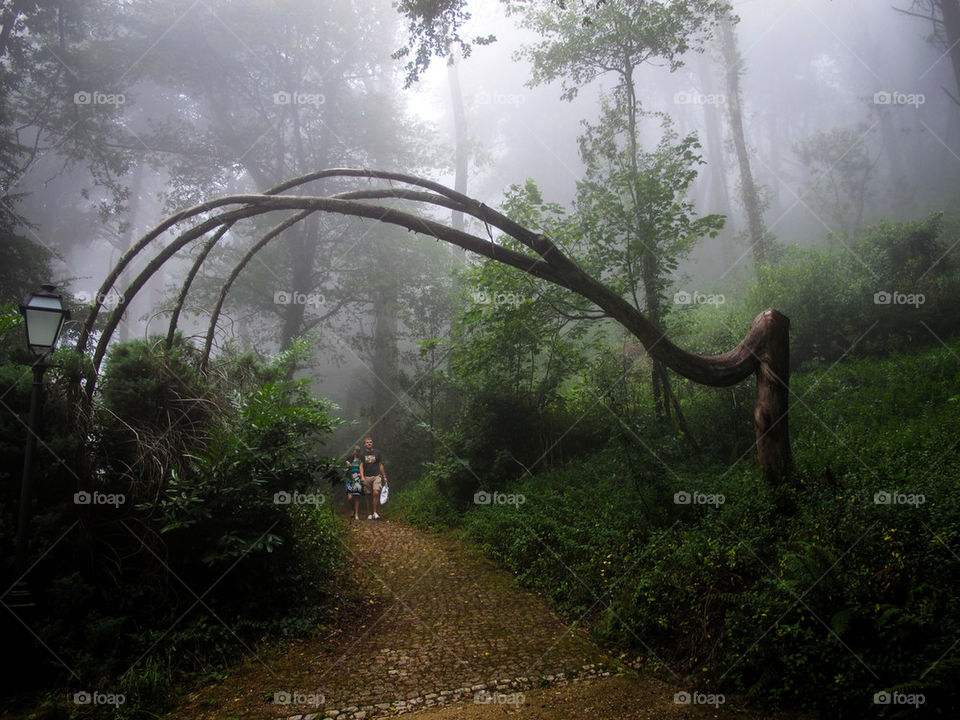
[171,519,780,719]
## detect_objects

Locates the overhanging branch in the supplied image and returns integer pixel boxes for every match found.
[75,168,792,483]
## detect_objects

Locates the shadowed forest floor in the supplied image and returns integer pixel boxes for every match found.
[169,519,797,719]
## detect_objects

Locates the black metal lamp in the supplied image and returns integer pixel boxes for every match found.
[10,284,70,606]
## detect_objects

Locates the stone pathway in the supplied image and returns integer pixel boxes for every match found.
[172,519,616,719]
[173,519,781,719]
[279,518,615,718]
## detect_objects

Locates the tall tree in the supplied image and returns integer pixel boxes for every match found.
[518,0,727,420]
[447,54,469,232]
[119,0,431,359]
[895,0,960,105]
[794,125,878,243]
[718,12,770,268]
[576,108,724,422]
[0,0,134,288]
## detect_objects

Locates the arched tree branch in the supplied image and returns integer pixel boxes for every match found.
[76,169,792,483]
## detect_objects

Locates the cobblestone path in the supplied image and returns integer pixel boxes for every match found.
[286,518,614,718]
[173,519,775,719]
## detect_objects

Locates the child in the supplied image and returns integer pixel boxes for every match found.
[346,446,363,519]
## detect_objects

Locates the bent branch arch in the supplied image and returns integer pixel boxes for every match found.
[75,168,791,484]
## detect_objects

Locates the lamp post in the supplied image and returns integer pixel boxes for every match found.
[12,284,69,601]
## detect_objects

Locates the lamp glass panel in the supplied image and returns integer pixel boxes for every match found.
[24,298,64,350]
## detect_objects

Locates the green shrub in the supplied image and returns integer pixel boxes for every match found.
[417,340,960,717]
[0,336,347,714]
[673,213,960,370]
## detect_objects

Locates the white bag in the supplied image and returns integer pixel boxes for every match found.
[379,484,389,505]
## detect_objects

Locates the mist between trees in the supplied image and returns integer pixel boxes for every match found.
[2,0,960,718]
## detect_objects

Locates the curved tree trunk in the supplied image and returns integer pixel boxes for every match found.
[76,168,792,484]
[753,309,791,483]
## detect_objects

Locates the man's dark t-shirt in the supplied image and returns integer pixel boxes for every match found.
[362,449,383,477]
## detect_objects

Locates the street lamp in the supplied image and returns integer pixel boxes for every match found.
[11,284,69,604]
[20,284,69,355]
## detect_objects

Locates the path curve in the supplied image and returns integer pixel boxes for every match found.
[173,519,774,719]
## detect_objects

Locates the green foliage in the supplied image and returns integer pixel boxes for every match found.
[577,110,724,321]
[404,181,605,509]
[408,339,960,716]
[519,0,729,101]
[392,472,463,530]
[794,124,877,241]
[149,338,343,609]
[392,0,495,86]
[0,337,346,712]
[674,212,960,369]
[0,0,136,227]
[98,335,215,494]
[0,234,53,303]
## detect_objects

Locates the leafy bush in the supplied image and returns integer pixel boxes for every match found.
[392,473,462,530]
[673,213,960,370]
[0,336,346,714]
[410,340,960,717]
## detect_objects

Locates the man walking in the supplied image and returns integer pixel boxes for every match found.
[359,436,387,519]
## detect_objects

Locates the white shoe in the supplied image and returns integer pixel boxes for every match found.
[373,512,380,519]
[367,514,373,520]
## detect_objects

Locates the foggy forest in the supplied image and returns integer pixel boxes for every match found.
[2,0,959,717]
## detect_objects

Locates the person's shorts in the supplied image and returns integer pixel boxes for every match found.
[362,475,382,496]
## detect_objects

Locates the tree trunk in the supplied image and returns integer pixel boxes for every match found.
[447,55,469,233]
[114,164,145,342]
[79,169,794,485]
[937,0,960,103]
[371,254,400,446]
[278,218,318,353]
[696,52,737,270]
[643,259,671,422]
[719,14,768,269]
[754,309,791,484]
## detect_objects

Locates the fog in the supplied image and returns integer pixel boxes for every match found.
[5,0,957,451]
[5,2,960,715]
